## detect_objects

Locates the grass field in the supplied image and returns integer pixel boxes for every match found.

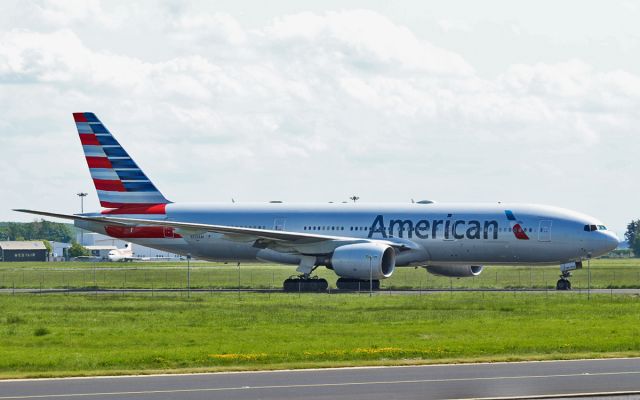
[0,258,639,290]
[1,291,640,378]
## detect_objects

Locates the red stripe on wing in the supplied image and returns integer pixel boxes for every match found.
[105,225,181,239]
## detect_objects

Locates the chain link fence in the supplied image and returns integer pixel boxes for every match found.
[1,260,639,293]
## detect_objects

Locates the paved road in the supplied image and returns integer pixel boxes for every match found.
[2,288,640,295]
[1,358,640,399]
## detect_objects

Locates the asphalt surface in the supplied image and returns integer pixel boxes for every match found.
[1,358,640,400]
[1,287,640,295]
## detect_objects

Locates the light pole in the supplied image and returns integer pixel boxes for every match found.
[365,255,378,296]
[77,192,88,245]
[187,253,192,298]
[587,253,592,300]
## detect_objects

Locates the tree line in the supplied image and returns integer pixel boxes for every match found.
[625,220,640,257]
[0,220,75,243]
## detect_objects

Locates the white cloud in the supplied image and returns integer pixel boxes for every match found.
[0,4,639,235]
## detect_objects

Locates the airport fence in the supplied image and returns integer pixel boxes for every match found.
[0,259,639,293]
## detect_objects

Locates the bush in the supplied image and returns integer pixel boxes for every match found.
[68,242,89,258]
[6,315,25,324]
[34,327,50,337]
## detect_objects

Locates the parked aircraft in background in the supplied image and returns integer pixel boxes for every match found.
[15,113,619,291]
[107,242,148,262]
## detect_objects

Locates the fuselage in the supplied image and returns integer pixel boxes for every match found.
[77,201,619,267]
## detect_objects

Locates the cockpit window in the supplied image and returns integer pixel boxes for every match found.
[598,225,607,230]
[584,224,598,232]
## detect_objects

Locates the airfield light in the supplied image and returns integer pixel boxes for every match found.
[350,196,360,203]
[77,192,88,245]
[187,254,192,298]
[365,254,378,296]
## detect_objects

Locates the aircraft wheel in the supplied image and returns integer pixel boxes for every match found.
[336,278,380,291]
[283,278,328,292]
[556,279,570,291]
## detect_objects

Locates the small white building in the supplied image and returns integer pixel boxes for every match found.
[49,241,72,261]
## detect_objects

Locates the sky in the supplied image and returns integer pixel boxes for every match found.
[0,0,639,237]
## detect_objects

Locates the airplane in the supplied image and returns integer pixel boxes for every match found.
[107,242,146,262]
[15,112,620,291]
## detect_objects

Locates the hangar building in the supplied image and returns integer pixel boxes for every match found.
[0,241,48,262]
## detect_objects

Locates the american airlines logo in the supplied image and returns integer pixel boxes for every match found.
[367,215,500,240]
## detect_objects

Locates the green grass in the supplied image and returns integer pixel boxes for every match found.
[0,258,639,290]
[1,292,640,378]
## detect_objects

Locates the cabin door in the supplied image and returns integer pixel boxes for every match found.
[538,220,552,242]
[273,218,286,231]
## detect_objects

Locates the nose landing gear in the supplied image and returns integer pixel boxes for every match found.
[556,277,571,290]
[556,261,582,290]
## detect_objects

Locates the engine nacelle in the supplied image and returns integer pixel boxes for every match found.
[426,265,483,278]
[331,243,395,280]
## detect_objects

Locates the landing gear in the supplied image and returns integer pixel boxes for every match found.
[282,256,328,292]
[556,261,581,291]
[283,276,329,292]
[336,278,380,291]
[556,278,571,291]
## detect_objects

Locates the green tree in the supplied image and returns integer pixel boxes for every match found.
[68,242,89,258]
[625,220,640,257]
[0,220,74,242]
[42,240,52,259]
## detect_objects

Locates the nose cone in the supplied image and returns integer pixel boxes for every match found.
[605,231,620,251]
[591,231,620,256]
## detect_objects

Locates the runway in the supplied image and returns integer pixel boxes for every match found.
[1,358,640,399]
[2,287,640,295]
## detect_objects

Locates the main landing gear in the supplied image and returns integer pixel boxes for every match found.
[556,261,582,291]
[336,278,380,291]
[282,256,328,292]
[283,276,328,292]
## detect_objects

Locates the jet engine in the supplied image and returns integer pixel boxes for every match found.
[426,265,483,277]
[330,243,395,280]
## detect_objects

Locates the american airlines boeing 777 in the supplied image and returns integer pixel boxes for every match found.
[16,113,619,291]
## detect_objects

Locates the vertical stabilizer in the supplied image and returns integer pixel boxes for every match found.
[73,112,171,208]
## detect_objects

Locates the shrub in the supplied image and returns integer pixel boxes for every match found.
[34,327,50,336]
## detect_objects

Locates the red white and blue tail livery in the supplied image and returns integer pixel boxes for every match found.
[15,112,620,291]
[73,112,170,208]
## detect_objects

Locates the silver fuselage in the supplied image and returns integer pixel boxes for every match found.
[77,202,619,267]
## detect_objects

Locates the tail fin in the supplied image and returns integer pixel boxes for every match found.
[73,112,171,208]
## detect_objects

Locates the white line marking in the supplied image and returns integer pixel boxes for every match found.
[1,370,639,399]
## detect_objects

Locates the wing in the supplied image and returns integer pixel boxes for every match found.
[13,209,417,255]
